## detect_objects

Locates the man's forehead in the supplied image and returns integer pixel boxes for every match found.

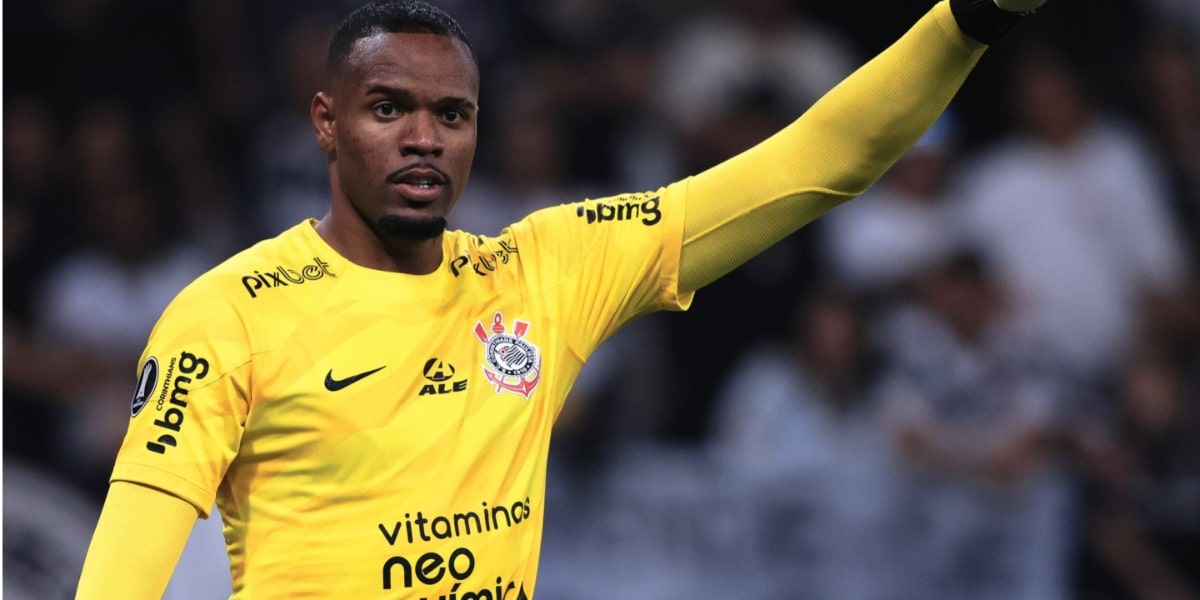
[336,31,480,98]
[343,31,477,82]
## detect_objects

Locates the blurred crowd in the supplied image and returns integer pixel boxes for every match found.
[4,0,1199,598]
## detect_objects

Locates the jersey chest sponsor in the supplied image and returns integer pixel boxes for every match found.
[449,239,519,278]
[419,358,468,396]
[377,496,535,598]
[242,256,335,298]
[315,311,545,402]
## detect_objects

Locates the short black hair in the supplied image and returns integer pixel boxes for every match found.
[326,0,477,75]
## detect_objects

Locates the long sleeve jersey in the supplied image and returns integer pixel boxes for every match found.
[77,3,985,598]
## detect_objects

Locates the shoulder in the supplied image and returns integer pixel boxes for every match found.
[172,226,313,304]
[152,224,339,351]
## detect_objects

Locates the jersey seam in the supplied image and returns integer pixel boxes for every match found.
[112,463,215,518]
[682,186,857,247]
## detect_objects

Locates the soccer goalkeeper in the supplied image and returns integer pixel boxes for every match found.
[76,0,1047,597]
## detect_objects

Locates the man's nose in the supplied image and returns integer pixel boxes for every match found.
[401,112,443,157]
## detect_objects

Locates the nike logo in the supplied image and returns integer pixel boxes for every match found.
[324,366,386,391]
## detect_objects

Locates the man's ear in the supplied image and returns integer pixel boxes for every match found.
[312,91,337,157]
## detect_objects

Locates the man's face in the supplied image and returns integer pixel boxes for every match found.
[318,32,479,239]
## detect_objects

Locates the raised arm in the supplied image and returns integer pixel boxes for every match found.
[678,0,1039,292]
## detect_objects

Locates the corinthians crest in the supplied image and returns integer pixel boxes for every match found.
[474,311,541,399]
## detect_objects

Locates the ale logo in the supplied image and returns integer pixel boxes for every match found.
[419,358,468,396]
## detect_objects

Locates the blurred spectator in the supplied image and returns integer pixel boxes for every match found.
[1073,347,1200,600]
[1144,0,1200,38]
[148,98,244,256]
[710,285,884,479]
[652,0,857,441]
[4,93,75,336]
[822,113,963,300]
[182,0,266,139]
[505,0,671,189]
[3,94,74,271]
[5,1,194,102]
[878,248,1078,600]
[537,441,757,599]
[29,101,217,499]
[245,14,338,239]
[652,0,858,174]
[952,43,1191,381]
[3,461,100,600]
[3,93,81,491]
[1134,32,1200,367]
[1139,33,1200,211]
[708,284,900,599]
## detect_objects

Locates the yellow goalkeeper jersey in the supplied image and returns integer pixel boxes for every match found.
[112,190,691,599]
[102,6,988,597]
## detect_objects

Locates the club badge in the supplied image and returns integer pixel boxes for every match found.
[474,311,541,400]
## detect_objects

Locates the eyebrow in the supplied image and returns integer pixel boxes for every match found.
[364,84,477,111]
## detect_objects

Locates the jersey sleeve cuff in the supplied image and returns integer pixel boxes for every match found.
[660,181,696,311]
[112,463,216,519]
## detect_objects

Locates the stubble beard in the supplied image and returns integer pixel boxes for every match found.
[374,214,448,241]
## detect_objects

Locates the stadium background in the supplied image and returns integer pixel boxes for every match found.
[5,0,1198,598]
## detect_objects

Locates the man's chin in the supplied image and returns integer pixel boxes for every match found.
[375,215,447,241]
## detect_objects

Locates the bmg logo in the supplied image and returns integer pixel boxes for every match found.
[146,351,209,454]
[575,194,661,226]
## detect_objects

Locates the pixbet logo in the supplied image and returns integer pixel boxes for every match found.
[242,257,335,298]
[146,351,209,454]
[449,239,519,278]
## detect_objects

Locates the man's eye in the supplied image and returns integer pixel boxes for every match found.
[375,103,397,117]
[443,109,463,122]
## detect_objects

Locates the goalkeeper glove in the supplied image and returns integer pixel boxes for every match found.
[994,0,1047,12]
[951,0,1046,44]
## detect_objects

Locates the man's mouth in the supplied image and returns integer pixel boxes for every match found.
[397,175,442,189]
[388,165,449,202]
[389,166,448,186]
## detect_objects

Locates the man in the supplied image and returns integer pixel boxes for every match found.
[76,0,1047,597]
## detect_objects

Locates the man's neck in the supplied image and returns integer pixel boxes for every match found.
[313,216,444,275]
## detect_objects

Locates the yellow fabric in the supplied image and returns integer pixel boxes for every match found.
[106,200,687,598]
[86,2,991,597]
[678,1,985,292]
[75,481,198,599]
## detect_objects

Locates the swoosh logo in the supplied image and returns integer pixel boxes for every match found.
[324,366,386,391]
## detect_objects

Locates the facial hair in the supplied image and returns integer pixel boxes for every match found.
[374,214,447,241]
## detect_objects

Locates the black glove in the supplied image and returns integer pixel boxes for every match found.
[951,0,1046,44]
